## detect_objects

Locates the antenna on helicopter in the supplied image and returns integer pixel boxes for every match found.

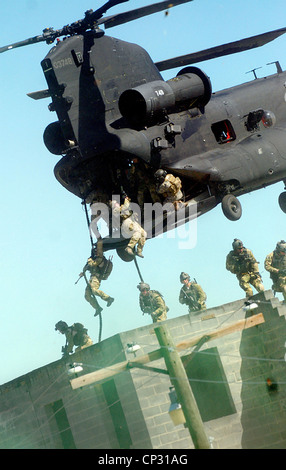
[246,67,262,80]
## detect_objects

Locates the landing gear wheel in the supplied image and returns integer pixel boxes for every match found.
[116,247,134,262]
[221,194,242,221]
[278,191,286,214]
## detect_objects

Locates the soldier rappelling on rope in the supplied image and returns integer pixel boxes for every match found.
[110,196,147,258]
[78,237,114,316]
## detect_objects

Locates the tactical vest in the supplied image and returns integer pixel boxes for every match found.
[272,251,286,271]
[182,283,199,302]
[232,248,255,273]
[141,290,168,312]
[97,257,113,280]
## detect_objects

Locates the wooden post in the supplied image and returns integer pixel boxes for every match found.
[155,324,210,449]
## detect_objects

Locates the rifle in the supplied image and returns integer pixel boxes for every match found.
[61,345,70,358]
[181,286,201,312]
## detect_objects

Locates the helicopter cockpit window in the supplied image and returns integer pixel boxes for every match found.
[211,120,236,144]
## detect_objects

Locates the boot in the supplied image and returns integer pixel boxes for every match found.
[136,251,144,258]
[125,246,134,256]
[106,297,114,307]
[94,306,103,317]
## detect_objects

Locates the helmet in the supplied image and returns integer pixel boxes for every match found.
[55,321,68,332]
[180,272,190,282]
[232,239,243,250]
[154,169,167,182]
[137,282,150,292]
[276,240,286,253]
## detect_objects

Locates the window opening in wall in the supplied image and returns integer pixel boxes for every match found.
[211,119,236,144]
[45,399,76,449]
[182,346,236,422]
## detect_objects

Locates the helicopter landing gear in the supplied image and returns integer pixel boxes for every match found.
[221,194,242,221]
[278,191,286,214]
[116,246,135,262]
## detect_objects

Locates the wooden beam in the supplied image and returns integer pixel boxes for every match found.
[176,313,264,351]
[70,348,163,390]
[70,313,264,390]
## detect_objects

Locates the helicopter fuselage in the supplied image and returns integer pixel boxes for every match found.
[41,31,286,230]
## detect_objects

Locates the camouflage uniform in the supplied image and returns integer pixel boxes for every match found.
[82,239,114,309]
[155,171,183,204]
[179,282,207,313]
[179,272,207,313]
[226,239,264,297]
[138,282,168,323]
[129,159,161,210]
[264,241,286,301]
[55,321,93,355]
[111,197,147,257]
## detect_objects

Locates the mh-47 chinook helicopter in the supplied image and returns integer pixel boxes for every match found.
[1,0,286,261]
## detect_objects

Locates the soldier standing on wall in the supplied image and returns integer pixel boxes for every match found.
[226,239,264,297]
[55,321,93,357]
[179,272,207,314]
[137,282,169,323]
[264,240,286,302]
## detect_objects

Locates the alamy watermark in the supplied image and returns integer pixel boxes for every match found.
[89,195,198,249]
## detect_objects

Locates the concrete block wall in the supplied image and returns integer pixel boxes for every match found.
[119,290,286,449]
[0,289,286,449]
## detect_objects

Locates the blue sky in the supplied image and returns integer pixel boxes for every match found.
[0,0,286,384]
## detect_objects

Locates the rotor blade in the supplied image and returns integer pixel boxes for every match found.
[155,26,286,71]
[98,0,193,29]
[0,35,47,54]
[27,89,51,100]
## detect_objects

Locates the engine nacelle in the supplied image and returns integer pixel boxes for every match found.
[118,66,212,125]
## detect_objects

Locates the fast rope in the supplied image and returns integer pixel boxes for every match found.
[81,199,102,342]
[82,199,95,250]
[133,256,144,282]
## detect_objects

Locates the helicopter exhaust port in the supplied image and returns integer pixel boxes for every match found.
[43,121,75,155]
[118,66,211,125]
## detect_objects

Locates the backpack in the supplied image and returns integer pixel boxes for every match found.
[72,323,87,346]
[98,256,113,280]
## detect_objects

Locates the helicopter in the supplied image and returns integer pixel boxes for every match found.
[1,0,286,262]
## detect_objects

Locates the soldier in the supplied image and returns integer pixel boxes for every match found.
[154,169,185,210]
[79,238,114,315]
[111,196,146,258]
[55,321,93,356]
[264,240,286,301]
[137,282,169,323]
[129,158,161,210]
[179,272,207,313]
[226,239,264,297]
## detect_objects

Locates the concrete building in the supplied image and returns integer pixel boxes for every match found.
[1,289,286,449]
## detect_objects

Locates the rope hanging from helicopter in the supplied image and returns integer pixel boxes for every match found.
[81,199,103,343]
[133,256,144,283]
[82,197,146,339]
